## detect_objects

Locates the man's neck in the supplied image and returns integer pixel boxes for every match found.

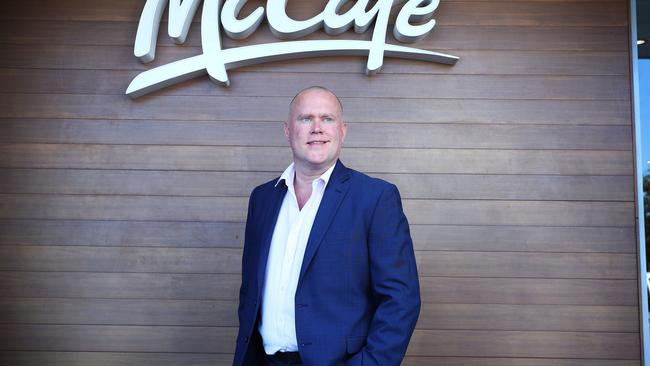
[292,161,335,210]
[293,162,334,188]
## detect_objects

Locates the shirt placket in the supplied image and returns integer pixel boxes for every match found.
[276,186,300,340]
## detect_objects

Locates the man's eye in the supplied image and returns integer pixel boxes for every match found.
[300,117,312,123]
[324,117,333,123]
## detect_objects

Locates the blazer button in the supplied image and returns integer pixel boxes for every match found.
[243,336,249,343]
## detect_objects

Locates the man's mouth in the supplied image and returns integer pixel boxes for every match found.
[307,140,329,145]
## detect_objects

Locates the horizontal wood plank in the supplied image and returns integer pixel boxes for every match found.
[0,144,633,175]
[0,119,633,150]
[411,225,635,253]
[0,324,237,353]
[416,251,636,279]
[406,329,639,359]
[0,246,635,279]
[1,0,627,27]
[0,272,241,300]
[0,298,637,332]
[402,358,639,366]
[0,219,246,248]
[0,220,635,253]
[0,352,639,366]
[0,272,637,305]
[0,94,631,125]
[0,246,243,274]
[386,173,633,201]
[0,352,234,366]
[0,169,634,201]
[420,277,638,305]
[0,298,238,327]
[0,324,637,358]
[0,194,634,226]
[417,303,638,332]
[0,195,248,222]
[404,199,633,226]
[0,68,631,100]
[1,44,630,76]
[0,20,629,52]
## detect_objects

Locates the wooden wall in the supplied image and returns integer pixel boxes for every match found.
[0,0,641,365]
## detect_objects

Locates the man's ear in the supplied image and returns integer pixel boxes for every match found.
[283,121,290,140]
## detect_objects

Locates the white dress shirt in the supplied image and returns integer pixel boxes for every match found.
[259,162,335,354]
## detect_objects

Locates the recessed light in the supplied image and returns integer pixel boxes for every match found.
[639,39,647,45]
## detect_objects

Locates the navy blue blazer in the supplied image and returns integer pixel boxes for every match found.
[233,161,420,366]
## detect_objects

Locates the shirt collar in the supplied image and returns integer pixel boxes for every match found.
[275,162,337,189]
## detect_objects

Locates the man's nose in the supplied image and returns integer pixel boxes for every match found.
[311,119,323,133]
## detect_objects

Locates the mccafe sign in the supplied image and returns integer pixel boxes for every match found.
[127,0,458,98]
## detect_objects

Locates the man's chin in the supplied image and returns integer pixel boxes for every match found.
[298,158,337,171]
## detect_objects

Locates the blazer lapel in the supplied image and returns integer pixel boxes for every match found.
[298,161,352,283]
[257,181,287,293]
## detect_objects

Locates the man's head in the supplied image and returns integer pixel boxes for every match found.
[284,86,347,174]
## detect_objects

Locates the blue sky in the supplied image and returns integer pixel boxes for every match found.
[639,59,650,174]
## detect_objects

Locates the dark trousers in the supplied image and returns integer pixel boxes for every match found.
[262,352,302,365]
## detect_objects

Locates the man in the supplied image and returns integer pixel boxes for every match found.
[233,86,420,366]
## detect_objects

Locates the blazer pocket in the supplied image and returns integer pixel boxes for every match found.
[346,335,366,354]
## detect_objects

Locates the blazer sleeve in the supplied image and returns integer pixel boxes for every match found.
[233,187,260,366]
[351,183,421,366]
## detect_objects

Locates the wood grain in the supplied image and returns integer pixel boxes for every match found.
[0,352,639,366]
[0,144,633,175]
[0,272,241,300]
[403,199,633,226]
[1,44,630,76]
[0,194,634,226]
[0,324,237,353]
[0,94,631,125]
[0,69,631,100]
[0,0,639,363]
[0,219,635,253]
[0,20,629,52]
[0,119,633,150]
[416,251,636,279]
[0,246,243,274]
[0,273,637,306]
[0,325,638,359]
[0,169,634,201]
[0,246,635,279]
[0,219,246,248]
[419,277,638,305]
[410,224,636,253]
[0,298,239,327]
[416,303,639,332]
[402,358,640,366]
[1,0,627,27]
[406,329,639,359]
[0,298,637,333]
[0,352,234,366]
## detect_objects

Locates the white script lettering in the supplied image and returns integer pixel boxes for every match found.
[127,0,458,98]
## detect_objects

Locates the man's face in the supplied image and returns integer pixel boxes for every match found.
[284,89,347,172]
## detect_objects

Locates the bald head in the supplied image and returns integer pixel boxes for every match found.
[289,86,343,118]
